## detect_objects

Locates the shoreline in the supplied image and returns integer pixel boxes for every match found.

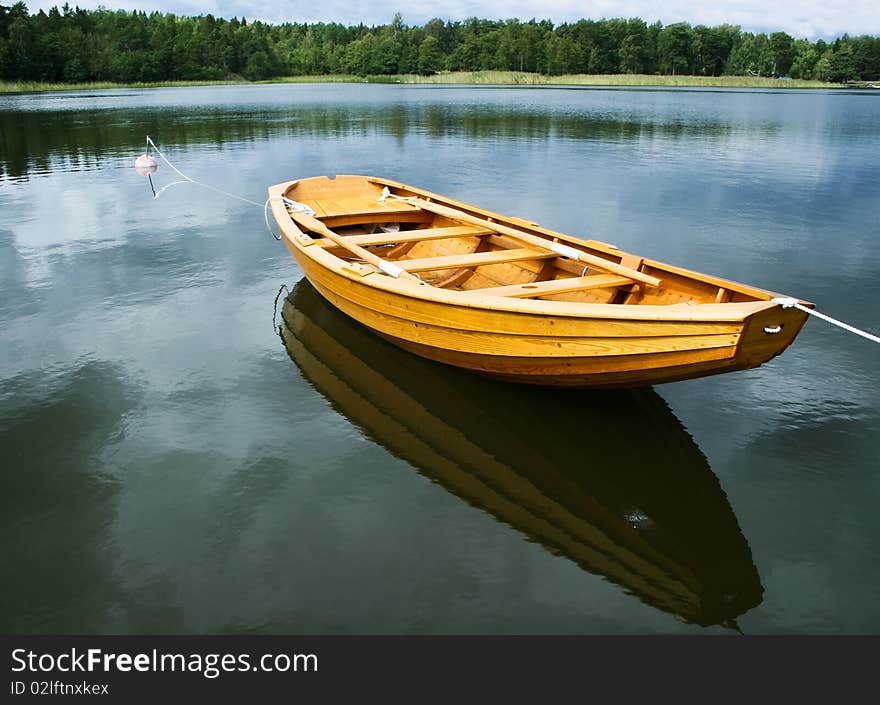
[0,72,848,94]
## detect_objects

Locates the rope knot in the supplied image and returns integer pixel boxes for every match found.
[771,297,799,309]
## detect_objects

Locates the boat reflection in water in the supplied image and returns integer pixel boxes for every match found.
[279,279,764,627]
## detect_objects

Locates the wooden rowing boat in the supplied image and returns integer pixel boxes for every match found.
[279,280,764,626]
[268,175,812,387]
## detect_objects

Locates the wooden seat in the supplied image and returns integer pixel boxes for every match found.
[397,248,556,273]
[466,274,635,299]
[310,196,432,228]
[315,225,491,248]
[320,210,434,228]
[309,196,418,217]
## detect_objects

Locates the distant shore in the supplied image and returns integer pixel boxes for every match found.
[0,72,848,94]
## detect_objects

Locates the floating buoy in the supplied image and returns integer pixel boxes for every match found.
[134,153,158,176]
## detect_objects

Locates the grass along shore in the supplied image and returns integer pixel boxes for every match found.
[372,71,839,88]
[0,78,250,93]
[1,72,843,94]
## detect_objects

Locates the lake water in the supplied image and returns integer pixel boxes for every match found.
[1,84,878,634]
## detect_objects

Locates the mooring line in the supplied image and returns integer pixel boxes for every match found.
[146,136,264,207]
[140,136,317,240]
[772,298,880,345]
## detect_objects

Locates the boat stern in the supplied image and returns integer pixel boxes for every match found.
[735,299,812,370]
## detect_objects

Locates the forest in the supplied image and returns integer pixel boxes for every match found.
[1,2,878,84]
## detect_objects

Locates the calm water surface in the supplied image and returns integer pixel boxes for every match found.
[1,84,878,634]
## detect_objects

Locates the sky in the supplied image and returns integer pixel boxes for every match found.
[21,1,879,40]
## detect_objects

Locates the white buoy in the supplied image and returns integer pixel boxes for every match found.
[134,154,158,176]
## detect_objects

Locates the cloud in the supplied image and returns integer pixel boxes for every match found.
[23,1,879,39]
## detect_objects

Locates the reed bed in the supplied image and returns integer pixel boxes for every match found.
[1,72,841,94]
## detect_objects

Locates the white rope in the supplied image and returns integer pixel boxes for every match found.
[145,136,314,241]
[147,136,264,207]
[264,195,315,240]
[772,297,880,344]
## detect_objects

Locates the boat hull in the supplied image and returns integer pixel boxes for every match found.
[271,175,810,388]
[284,240,807,387]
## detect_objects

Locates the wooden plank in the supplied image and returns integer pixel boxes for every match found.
[321,210,434,228]
[467,274,634,299]
[315,287,740,358]
[404,196,662,288]
[385,333,738,382]
[638,259,779,301]
[398,248,555,273]
[312,197,420,218]
[289,211,423,283]
[315,225,490,249]
[424,238,493,288]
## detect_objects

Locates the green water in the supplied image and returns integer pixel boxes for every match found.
[1,84,878,634]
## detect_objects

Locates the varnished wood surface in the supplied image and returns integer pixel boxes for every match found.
[465,274,635,298]
[397,247,556,273]
[268,175,812,386]
[315,225,491,248]
[406,195,663,287]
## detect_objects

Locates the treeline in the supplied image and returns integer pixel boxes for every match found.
[2,2,879,83]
